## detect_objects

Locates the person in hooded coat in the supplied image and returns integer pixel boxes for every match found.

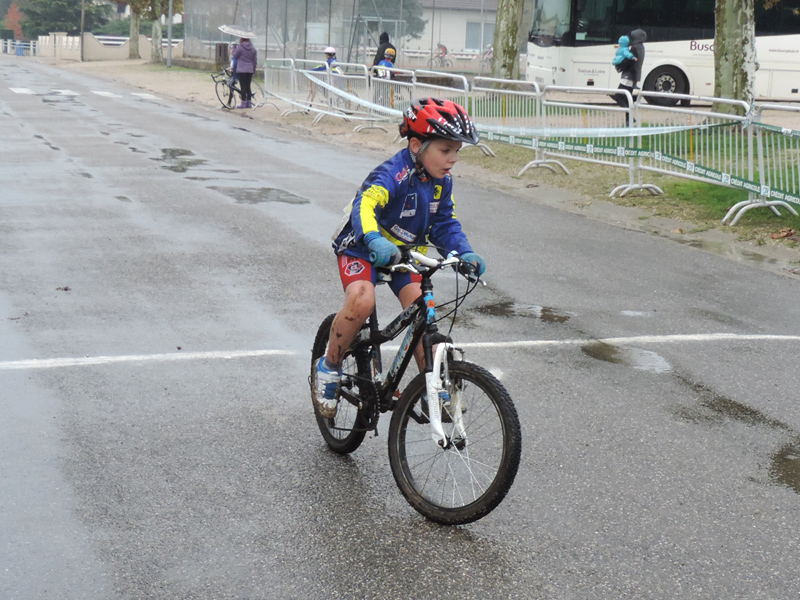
[613,29,646,119]
[373,31,397,67]
[232,37,258,108]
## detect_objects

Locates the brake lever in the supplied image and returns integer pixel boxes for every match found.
[456,261,487,286]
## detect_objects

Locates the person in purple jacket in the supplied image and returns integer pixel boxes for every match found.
[232,36,257,108]
[312,98,486,419]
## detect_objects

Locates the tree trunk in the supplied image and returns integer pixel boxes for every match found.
[151,18,163,63]
[492,0,524,80]
[713,0,757,114]
[129,10,141,59]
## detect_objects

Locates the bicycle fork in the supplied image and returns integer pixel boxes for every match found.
[425,342,467,449]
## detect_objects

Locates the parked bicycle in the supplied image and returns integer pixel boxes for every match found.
[212,67,265,110]
[310,248,522,525]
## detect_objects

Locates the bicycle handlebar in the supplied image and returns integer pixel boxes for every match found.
[383,249,483,284]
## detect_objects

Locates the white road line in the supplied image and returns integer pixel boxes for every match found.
[1,333,799,371]
[9,88,35,94]
[132,92,159,99]
[457,333,800,349]
[52,89,79,96]
[0,349,296,371]
[92,91,122,98]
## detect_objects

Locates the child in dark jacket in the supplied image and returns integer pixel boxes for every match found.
[312,98,486,419]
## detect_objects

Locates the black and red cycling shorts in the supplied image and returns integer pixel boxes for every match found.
[338,254,421,296]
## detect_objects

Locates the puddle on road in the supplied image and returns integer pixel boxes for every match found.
[671,380,800,495]
[473,301,573,323]
[771,444,800,494]
[677,238,780,266]
[153,148,207,172]
[41,94,78,104]
[208,186,310,205]
[582,341,672,373]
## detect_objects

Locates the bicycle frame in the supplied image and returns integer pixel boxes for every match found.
[347,251,465,447]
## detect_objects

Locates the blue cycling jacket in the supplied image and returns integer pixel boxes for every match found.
[333,148,473,260]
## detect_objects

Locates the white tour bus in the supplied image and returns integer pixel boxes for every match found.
[527,0,800,105]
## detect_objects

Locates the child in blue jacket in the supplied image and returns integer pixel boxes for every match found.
[313,98,486,418]
[612,35,638,70]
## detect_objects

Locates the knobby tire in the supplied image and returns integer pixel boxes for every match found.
[310,313,370,454]
[387,361,521,525]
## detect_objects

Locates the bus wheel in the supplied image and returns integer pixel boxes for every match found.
[643,66,688,106]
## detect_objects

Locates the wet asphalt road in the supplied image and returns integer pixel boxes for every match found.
[2,55,800,599]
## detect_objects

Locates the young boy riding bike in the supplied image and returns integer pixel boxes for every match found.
[313,98,486,418]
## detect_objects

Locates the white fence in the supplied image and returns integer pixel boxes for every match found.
[4,32,185,62]
[263,59,800,225]
[1,39,37,56]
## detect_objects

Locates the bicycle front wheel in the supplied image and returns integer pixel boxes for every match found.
[388,361,522,525]
[310,313,370,454]
[215,80,237,109]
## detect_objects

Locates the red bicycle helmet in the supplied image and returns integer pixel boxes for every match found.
[399,98,480,145]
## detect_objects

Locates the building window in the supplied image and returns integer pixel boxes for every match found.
[465,22,495,51]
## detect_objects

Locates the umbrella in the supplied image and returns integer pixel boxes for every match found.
[218,25,256,39]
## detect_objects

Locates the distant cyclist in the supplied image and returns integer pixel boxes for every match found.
[312,46,340,72]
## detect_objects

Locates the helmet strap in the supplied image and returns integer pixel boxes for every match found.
[409,139,432,182]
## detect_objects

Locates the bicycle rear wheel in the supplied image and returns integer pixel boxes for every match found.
[310,313,370,454]
[388,361,522,525]
[215,80,237,109]
[250,81,265,107]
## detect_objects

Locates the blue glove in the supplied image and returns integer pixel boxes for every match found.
[364,232,400,267]
[460,252,486,278]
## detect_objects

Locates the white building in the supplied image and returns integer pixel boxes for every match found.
[404,0,499,56]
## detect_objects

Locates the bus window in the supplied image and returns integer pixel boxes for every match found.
[575,0,615,43]
[756,0,800,35]
[530,0,572,46]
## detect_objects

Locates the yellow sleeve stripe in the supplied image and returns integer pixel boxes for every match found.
[378,225,403,245]
[358,185,390,234]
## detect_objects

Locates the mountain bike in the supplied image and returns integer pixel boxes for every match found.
[211,68,265,109]
[310,249,522,525]
[427,53,453,69]
[428,43,452,69]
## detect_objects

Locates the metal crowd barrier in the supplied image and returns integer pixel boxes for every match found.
[470,77,542,134]
[281,60,384,124]
[539,86,639,186]
[632,92,751,200]
[369,66,415,113]
[328,62,372,118]
[263,58,295,102]
[412,70,469,110]
[723,103,800,225]
[261,59,800,224]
